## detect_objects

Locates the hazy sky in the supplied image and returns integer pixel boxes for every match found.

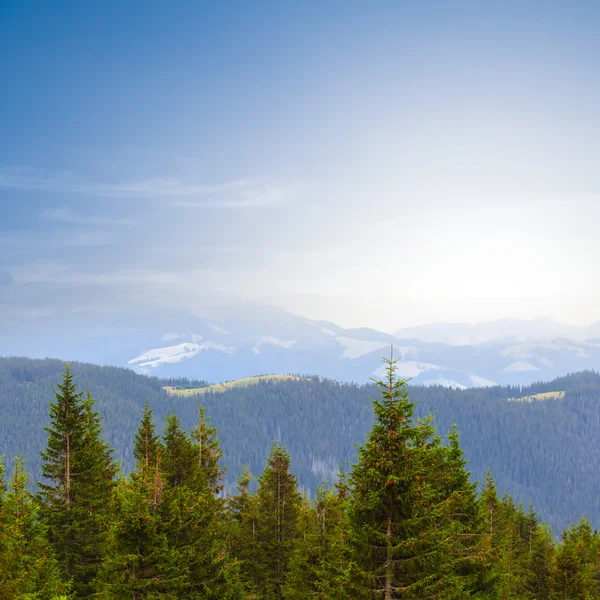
[2,1,600,332]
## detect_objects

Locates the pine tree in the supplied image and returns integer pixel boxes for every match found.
[441,426,495,596]
[346,351,473,599]
[549,532,589,600]
[97,406,177,598]
[525,524,554,600]
[96,474,184,599]
[251,443,303,599]
[229,465,260,596]
[282,481,350,599]
[159,413,236,598]
[0,457,69,599]
[191,406,225,495]
[38,364,116,597]
[549,519,600,599]
[495,496,535,599]
[161,414,198,490]
[133,402,161,471]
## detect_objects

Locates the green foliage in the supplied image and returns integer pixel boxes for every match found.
[0,457,69,599]
[282,480,351,599]
[3,357,600,533]
[346,353,487,598]
[236,444,304,598]
[133,402,161,471]
[38,365,116,597]
[549,519,600,600]
[2,356,600,598]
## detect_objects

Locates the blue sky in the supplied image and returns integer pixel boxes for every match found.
[2,1,600,331]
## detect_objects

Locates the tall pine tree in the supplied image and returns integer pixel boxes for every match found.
[39,364,116,598]
[250,443,303,599]
[346,351,478,599]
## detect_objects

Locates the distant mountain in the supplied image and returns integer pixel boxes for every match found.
[122,310,600,388]
[2,295,600,387]
[394,317,600,346]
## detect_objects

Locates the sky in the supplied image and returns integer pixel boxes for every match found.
[1,1,600,333]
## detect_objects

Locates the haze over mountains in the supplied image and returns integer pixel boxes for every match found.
[2,294,600,388]
[395,317,600,346]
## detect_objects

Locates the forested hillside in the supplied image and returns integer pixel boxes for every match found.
[1,356,600,533]
[2,357,600,598]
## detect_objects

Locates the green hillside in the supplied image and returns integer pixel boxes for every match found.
[1,356,600,533]
[164,374,305,395]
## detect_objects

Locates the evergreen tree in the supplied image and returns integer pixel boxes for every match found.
[96,474,183,599]
[251,443,303,599]
[549,532,590,600]
[97,406,177,598]
[38,364,116,598]
[346,352,474,599]
[492,495,531,599]
[191,406,225,495]
[525,524,554,600]
[0,457,68,599]
[133,402,161,471]
[549,519,600,599]
[161,414,198,490]
[229,465,260,596]
[441,426,495,596]
[283,480,350,599]
[159,413,237,598]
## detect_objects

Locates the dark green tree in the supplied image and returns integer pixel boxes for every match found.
[229,465,259,596]
[159,413,238,598]
[191,406,225,495]
[346,351,476,599]
[38,365,116,597]
[250,443,303,599]
[133,402,162,471]
[282,479,351,599]
[96,473,183,599]
[441,426,495,596]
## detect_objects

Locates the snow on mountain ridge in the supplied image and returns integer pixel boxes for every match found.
[129,340,235,369]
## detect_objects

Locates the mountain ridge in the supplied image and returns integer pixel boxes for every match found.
[1,355,599,533]
[3,297,600,388]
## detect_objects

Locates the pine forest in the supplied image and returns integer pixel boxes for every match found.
[1,356,599,600]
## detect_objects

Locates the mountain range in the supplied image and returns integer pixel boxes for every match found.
[2,296,600,387]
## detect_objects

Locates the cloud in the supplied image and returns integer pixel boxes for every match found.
[42,207,138,226]
[0,167,296,209]
[170,182,297,209]
[0,166,253,199]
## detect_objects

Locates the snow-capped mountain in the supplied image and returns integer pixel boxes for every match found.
[123,309,600,388]
[2,292,600,388]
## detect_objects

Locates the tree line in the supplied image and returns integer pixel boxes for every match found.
[1,358,599,598]
[3,356,600,533]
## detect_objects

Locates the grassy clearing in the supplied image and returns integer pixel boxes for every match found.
[164,374,304,396]
[508,391,566,403]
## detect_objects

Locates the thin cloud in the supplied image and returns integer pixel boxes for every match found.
[0,166,250,198]
[171,183,297,209]
[42,207,138,226]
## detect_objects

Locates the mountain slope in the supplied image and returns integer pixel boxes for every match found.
[1,356,600,533]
